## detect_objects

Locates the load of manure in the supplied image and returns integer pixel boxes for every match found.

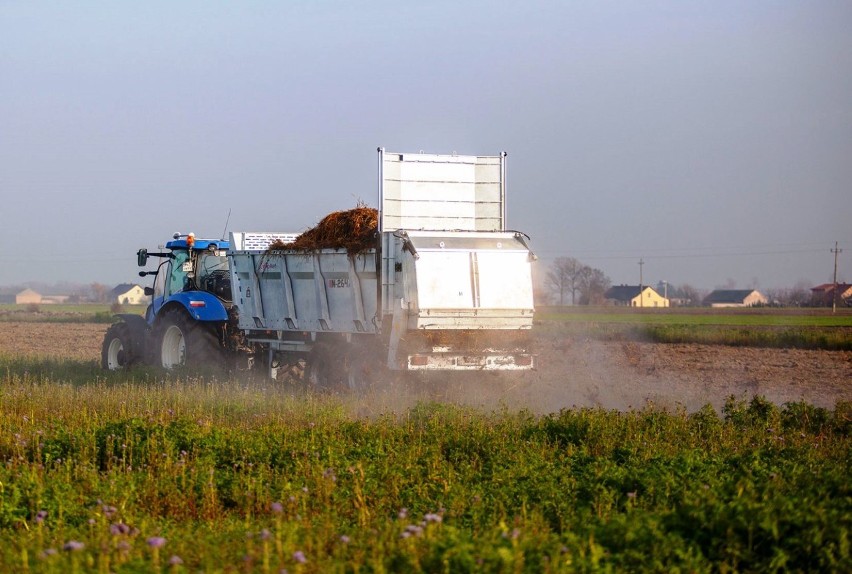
[267,205,378,254]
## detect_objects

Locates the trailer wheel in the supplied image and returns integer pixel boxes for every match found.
[345,342,379,392]
[306,342,359,390]
[101,322,137,370]
[306,341,378,392]
[155,308,224,370]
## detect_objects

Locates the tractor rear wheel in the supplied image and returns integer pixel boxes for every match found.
[155,308,224,371]
[101,322,137,370]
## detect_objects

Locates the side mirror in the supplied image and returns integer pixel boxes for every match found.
[144,286,154,296]
[137,248,148,267]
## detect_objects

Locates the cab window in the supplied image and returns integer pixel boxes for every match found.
[166,251,190,296]
[152,260,169,300]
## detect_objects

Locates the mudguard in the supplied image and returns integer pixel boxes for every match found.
[164,291,229,322]
[115,313,150,336]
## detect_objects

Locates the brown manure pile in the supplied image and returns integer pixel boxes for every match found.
[267,206,378,254]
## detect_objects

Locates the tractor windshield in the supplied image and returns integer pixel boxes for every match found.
[167,251,191,295]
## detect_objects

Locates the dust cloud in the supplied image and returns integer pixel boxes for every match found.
[303,327,852,417]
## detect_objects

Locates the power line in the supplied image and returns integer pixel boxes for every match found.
[535,246,838,261]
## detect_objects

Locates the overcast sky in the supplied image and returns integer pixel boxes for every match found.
[2,1,850,292]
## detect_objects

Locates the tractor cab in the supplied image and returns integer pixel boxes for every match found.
[138,233,231,323]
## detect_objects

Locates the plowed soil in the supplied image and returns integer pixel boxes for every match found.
[1,322,849,412]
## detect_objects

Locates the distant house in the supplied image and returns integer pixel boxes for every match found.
[15,288,42,305]
[703,289,767,308]
[604,285,670,307]
[112,284,148,305]
[810,283,852,307]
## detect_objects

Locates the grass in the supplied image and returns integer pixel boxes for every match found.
[0,358,849,573]
[537,307,852,350]
[0,304,145,324]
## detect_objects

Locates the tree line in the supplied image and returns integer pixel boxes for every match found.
[545,258,825,307]
[545,257,611,305]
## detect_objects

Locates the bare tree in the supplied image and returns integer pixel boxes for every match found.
[579,267,611,305]
[788,281,812,306]
[678,284,702,307]
[90,282,110,303]
[546,257,585,305]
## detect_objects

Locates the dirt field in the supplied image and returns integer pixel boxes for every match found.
[1,321,849,413]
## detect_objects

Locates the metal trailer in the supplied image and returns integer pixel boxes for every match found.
[102,149,537,384]
[228,149,537,380]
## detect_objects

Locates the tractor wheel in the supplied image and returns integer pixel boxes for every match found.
[101,322,137,371]
[155,308,224,370]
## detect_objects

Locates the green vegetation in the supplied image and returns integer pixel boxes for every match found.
[0,360,849,572]
[537,308,852,351]
[0,304,145,324]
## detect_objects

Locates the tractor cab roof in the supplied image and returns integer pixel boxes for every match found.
[166,234,230,252]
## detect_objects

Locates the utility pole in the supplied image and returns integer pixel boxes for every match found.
[831,241,842,314]
[638,258,644,308]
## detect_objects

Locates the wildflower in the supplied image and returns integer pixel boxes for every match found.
[63,541,85,552]
[398,507,408,519]
[110,522,131,536]
[35,510,48,524]
[40,548,58,558]
[405,524,423,537]
[102,504,117,518]
[292,550,307,564]
[260,529,272,541]
[271,502,284,514]
[424,513,442,524]
[502,528,521,540]
[147,536,167,548]
[168,555,183,565]
[339,535,350,544]
[627,491,637,500]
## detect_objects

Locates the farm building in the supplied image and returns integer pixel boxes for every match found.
[15,288,42,305]
[112,284,148,305]
[810,283,852,307]
[703,289,767,308]
[604,285,669,307]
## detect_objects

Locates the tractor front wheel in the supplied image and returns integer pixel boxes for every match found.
[101,322,138,371]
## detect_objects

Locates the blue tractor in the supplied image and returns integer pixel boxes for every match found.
[102,233,236,371]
